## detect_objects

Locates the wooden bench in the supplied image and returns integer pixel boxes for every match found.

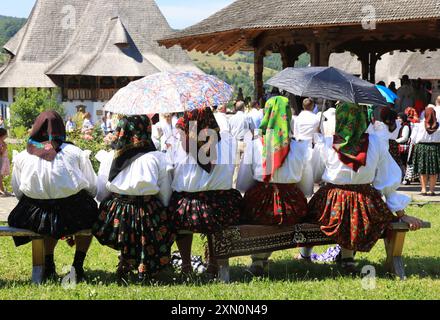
[0,227,91,284]
[0,221,431,284]
[208,221,431,283]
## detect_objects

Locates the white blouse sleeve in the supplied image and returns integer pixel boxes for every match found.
[11,153,23,200]
[311,133,327,183]
[373,140,410,212]
[396,126,410,144]
[95,150,112,202]
[237,141,255,193]
[80,150,97,197]
[157,161,173,207]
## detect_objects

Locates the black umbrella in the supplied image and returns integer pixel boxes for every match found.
[267,67,388,107]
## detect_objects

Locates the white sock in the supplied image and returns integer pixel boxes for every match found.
[300,247,313,258]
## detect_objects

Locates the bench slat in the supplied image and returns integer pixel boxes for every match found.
[0,227,92,237]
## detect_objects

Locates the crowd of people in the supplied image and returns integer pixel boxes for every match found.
[5,75,431,283]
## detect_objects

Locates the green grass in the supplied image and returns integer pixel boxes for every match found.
[0,204,439,300]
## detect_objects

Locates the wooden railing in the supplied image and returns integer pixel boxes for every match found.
[63,88,120,101]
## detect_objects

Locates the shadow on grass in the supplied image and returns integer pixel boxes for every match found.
[227,256,440,283]
[1,257,438,288]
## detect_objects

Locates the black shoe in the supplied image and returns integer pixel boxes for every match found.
[246,264,265,277]
[339,258,358,274]
[43,265,58,282]
[73,266,86,283]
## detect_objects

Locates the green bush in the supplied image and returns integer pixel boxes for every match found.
[9,88,65,131]
[10,125,28,139]
[67,127,108,173]
[2,141,26,192]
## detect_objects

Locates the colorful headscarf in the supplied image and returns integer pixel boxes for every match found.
[405,107,420,124]
[424,107,439,135]
[27,111,66,161]
[260,96,292,182]
[333,102,369,172]
[176,107,221,173]
[109,115,156,182]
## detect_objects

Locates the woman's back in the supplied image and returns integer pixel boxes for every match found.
[13,143,97,199]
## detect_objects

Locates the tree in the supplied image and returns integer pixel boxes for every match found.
[10,88,65,130]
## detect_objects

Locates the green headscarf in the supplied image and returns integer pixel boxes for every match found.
[333,102,369,172]
[260,96,292,182]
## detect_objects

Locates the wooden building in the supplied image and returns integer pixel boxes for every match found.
[159,0,440,102]
[0,0,199,121]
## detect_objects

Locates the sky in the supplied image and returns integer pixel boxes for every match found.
[0,0,234,29]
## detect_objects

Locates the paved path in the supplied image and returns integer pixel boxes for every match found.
[0,196,17,222]
[1,184,439,223]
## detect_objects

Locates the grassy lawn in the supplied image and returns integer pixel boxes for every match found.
[0,204,438,300]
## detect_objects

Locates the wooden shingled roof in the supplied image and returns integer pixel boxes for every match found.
[0,0,199,88]
[159,0,440,54]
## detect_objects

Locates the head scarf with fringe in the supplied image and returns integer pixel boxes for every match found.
[176,107,221,173]
[260,96,292,182]
[333,103,369,172]
[109,115,156,182]
[27,111,66,162]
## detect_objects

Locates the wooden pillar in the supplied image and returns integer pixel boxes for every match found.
[369,53,378,84]
[357,52,380,83]
[254,47,264,103]
[309,42,330,67]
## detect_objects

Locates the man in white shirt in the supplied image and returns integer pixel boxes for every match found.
[154,113,178,153]
[229,101,255,141]
[294,98,320,144]
[396,75,415,113]
[248,101,264,134]
[214,104,230,133]
[229,101,255,187]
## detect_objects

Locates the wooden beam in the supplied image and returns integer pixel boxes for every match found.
[254,47,264,103]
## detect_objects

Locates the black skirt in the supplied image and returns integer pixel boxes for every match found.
[8,190,98,247]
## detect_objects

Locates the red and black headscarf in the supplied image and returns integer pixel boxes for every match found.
[176,107,221,173]
[27,111,66,161]
[109,115,157,182]
[425,107,440,135]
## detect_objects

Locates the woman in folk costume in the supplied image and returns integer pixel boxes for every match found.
[308,103,423,271]
[93,115,175,282]
[403,107,421,184]
[237,96,313,275]
[168,107,242,275]
[411,107,440,196]
[8,111,98,282]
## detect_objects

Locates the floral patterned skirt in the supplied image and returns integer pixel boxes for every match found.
[0,155,10,176]
[169,189,242,234]
[242,182,308,226]
[389,140,403,169]
[92,194,176,276]
[413,143,440,175]
[8,190,98,247]
[308,184,395,252]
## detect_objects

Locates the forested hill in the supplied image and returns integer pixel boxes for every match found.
[0,15,27,65]
[0,15,26,48]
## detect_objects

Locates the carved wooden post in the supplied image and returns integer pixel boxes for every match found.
[254,47,264,103]
[308,42,330,67]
